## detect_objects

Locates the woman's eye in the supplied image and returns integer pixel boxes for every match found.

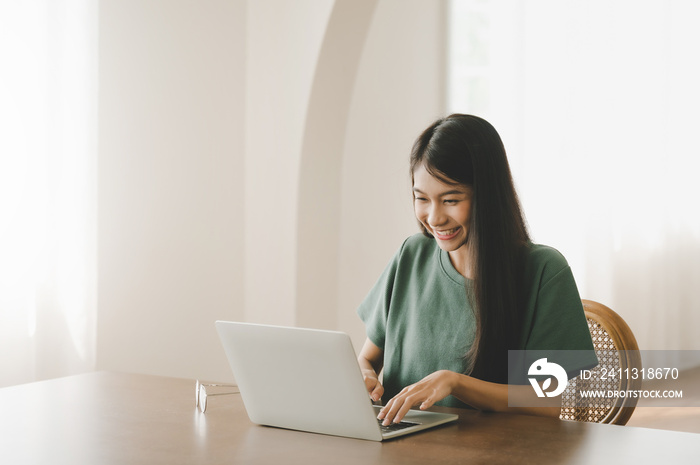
[414,197,427,202]
[444,199,459,205]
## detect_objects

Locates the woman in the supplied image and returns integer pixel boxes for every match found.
[357,114,597,425]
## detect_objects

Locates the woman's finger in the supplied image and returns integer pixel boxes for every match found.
[370,382,384,402]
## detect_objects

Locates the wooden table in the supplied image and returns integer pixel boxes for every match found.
[1,372,698,464]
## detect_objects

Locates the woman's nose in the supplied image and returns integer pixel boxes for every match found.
[428,205,447,226]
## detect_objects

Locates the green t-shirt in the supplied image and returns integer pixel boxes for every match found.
[357,234,597,408]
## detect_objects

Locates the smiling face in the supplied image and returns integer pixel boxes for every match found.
[412,163,473,255]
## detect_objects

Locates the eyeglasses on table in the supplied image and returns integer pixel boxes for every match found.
[195,380,239,413]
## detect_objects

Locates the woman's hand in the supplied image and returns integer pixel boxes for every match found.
[357,338,385,402]
[377,370,457,425]
[362,369,384,402]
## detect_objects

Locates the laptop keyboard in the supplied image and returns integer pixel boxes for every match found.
[378,418,420,434]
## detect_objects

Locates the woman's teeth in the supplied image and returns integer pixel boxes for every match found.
[436,227,459,235]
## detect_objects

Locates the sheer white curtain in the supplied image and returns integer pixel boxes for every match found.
[0,0,97,387]
[448,0,700,352]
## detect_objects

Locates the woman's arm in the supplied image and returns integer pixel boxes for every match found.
[377,370,561,425]
[357,338,385,402]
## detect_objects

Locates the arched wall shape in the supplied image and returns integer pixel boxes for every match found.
[295,0,379,329]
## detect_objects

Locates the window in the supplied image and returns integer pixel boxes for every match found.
[0,0,96,386]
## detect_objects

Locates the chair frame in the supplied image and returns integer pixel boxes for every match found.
[580,299,642,425]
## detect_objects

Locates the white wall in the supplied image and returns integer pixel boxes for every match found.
[97,0,446,382]
[98,0,246,381]
[244,0,335,328]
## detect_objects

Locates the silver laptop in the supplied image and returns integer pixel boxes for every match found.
[215,321,458,441]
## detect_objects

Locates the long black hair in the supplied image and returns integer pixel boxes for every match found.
[410,114,530,383]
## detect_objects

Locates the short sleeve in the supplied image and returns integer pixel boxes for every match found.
[356,240,408,350]
[523,249,599,378]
